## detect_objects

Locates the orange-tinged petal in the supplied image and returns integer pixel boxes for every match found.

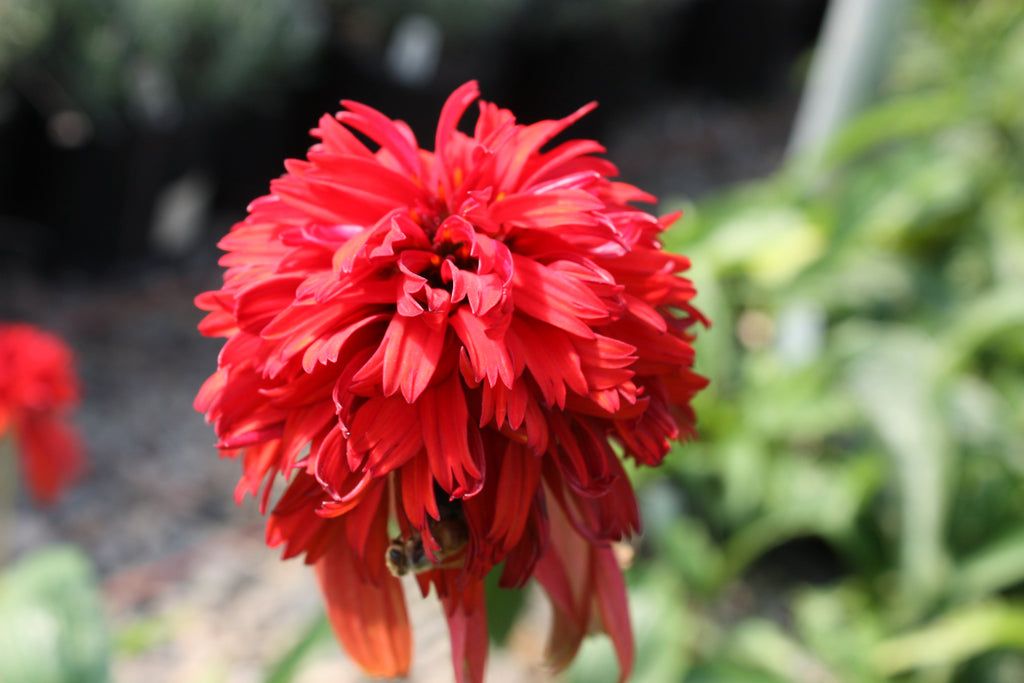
[315,533,412,677]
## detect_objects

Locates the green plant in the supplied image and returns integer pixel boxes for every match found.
[575,1,1024,681]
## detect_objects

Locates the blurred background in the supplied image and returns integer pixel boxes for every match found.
[2,0,1024,681]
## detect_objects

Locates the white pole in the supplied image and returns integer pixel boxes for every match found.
[787,0,912,161]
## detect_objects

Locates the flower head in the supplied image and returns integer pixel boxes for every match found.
[196,81,706,682]
[0,323,85,505]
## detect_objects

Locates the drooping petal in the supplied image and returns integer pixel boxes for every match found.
[440,577,488,683]
[592,544,635,682]
[315,528,412,677]
[534,486,634,681]
[419,372,483,496]
[15,414,85,506]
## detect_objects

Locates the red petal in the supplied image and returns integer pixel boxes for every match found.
[315,531,412,677]
[450,307,514,388]
[16,415,85,505]
[266,472,340,563]
[496,101,597,191]
[439,577,488,683]
[533,485,635,680]
[355,312,448,402]
[487,441,542,551]
[311,112,376,158]
[490,189,604,229]
[510,255,608,338]
[418,373,482,495]
[506,317,587,409]
[234,275,304,335]
[533,502,590,671]
[435,81,481,203]
[593,545,634,682]
[346,396,422,476]
[399,449,440,530]
[309,154,426,206]
[337,101,422,179]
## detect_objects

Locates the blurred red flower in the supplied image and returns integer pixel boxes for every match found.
[0,323,85,505]
[196,81,706,682]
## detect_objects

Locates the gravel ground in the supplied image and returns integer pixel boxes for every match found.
[3,89,796,682]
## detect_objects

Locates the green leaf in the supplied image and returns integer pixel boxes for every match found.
[657,517,725,595]
[819,89,968,166]
[263,612,332,683]
[727,619,841,683]
[873,602,1024,675]
[699,207,825,286]
[0,546,110,683]
[484,565,527,645]
[844,329,953,614]
[792,586,885,682]
[951,529,1024,603]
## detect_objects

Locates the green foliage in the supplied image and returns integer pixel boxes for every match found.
[0,0,327,120]
[263,613,333,683]
[0,546,110,683]
[619,0,1024,680]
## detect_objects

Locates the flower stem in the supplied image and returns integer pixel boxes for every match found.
[0,433,16,564]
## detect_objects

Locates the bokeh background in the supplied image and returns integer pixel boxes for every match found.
[2,0,1024,681]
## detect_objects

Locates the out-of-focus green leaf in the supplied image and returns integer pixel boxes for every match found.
[852,137,988,248]
[740,356,860,443]
[657,517,725,595]
[484,564,527,645]
[0,546,109,683]
[791,247,917,314]
[687,258,737,397]
[685,661,789,683]
[699,207,825,286]
[983,189,1024,286]
[844,329,952,614]
[114,613,174,655]
[728,619,841,683]
[941,288,1024,374]
[263,612,332,683]
[714,437,770,524]
[873,603,1024,675]
[820,89,968,165]
[950,529,1024,603]
[640,1,1024,680]
[792,586,885,682]
[628,573,697,683]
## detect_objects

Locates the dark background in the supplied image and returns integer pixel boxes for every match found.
[0,0,825,277]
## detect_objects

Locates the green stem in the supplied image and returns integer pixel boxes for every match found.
[0,432,17,565]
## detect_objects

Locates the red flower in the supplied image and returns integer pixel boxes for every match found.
[0,323,86,505]
[196,81,706,682]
